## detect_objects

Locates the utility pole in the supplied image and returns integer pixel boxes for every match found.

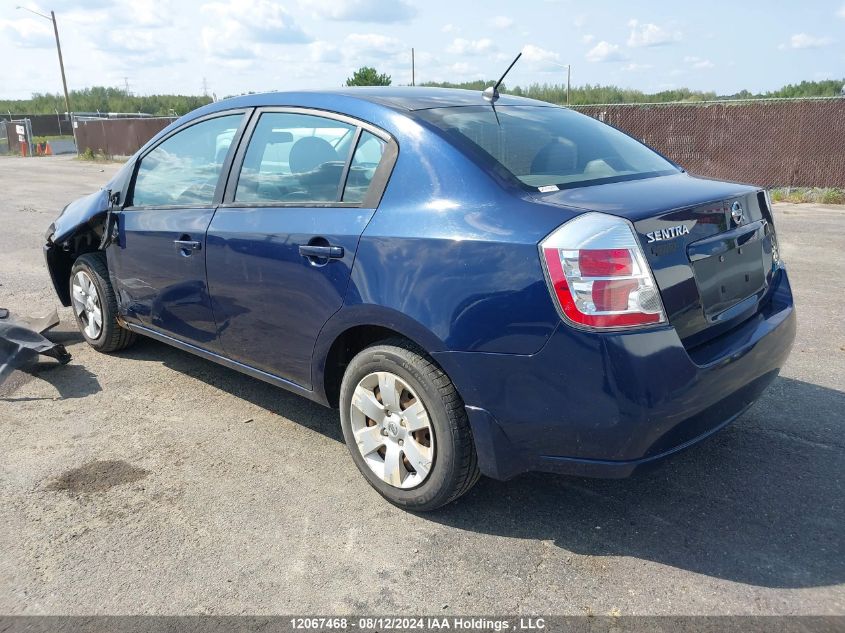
[16,7,71,114]
[566,64,571,105]
[202,77,209,97]
[124,76,130,94]
[411,48,415,86]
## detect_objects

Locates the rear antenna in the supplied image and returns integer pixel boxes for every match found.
[483,52,522,103]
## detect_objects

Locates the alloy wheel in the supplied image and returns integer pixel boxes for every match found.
[71,270,103,340]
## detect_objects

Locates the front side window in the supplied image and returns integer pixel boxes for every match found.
[342,130,386,203]
[418,105,678,190]
[236,112,356,204]
[132,114,243,207]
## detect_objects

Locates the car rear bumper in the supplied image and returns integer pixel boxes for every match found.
[433,267,796,480]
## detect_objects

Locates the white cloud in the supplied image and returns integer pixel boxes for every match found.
[442,23,457,33]
[521,44,561,69]
[779,33,834,49]
[447,38,496,55]
[582,34,595,44]
[627,19,681,47]
[299,0,416,23]
[622,62,652,72]
[0,17,53,49]
[127,0,171,28]
[202,0,310,46]
[491,16,514,29]
[308,41,341,63]
[586,41,626,62]
[684,55,715,69]
[838,3,845,17]
[344,32,405,61]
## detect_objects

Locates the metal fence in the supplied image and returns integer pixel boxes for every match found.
[570,97,845,188]
[73,116,175,157]
[0,113,73,137]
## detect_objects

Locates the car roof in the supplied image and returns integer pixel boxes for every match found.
[218,87,551,112]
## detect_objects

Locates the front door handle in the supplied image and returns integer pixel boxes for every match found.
[298,244,344,259]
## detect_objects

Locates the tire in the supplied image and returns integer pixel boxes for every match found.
[69,252,136,353]
[339,338,480,511]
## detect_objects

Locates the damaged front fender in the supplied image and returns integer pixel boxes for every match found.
[44,188,114,307]
[44,160,133,307]
[48,188,111,245]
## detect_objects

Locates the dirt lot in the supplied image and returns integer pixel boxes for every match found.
[1,155,843,615]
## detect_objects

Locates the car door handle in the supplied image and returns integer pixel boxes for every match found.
[173,239,202,251]
[298,245,344,259]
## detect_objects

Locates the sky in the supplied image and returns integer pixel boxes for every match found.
[1,0,844,100]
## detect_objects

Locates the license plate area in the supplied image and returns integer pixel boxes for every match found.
[688,220,770,319]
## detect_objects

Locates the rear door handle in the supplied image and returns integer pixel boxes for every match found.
[174,239,202,250]
[298,245,344,259]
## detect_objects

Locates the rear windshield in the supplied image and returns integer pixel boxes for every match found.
[417,105,679,190]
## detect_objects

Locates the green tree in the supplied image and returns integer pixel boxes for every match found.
[346,67,392,87]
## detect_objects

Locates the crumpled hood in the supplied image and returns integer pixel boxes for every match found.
[48,188,110,244]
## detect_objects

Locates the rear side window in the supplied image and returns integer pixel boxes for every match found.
[236,112,355,204]
[343,131,386,203]
[418,105,678,190]
[132,114,243,207]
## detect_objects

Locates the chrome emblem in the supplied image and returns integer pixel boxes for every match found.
[731,201,744,225]
[646,224,690,243]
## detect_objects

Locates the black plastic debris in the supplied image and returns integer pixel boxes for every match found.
[0,308,71,386]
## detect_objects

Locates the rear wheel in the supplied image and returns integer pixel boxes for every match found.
[70,253,136,353]
[339,339,479,511]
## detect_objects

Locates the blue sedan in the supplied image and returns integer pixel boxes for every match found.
[44,88,796,510]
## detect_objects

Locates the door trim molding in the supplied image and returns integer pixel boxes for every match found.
[124,323,320,403]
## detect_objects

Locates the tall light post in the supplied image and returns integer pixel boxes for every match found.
[16,6,71,115]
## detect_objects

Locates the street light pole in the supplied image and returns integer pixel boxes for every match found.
[15,6,71,114]
[50,11,71,115]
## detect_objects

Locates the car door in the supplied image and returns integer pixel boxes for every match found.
[205,108,396,388]
[108,111,248,348]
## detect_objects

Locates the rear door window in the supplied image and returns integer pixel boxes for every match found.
[342,131,387,203]
[235,112,355,204]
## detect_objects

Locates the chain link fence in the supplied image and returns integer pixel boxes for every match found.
[73,115,176,157]
[570,97,845,188]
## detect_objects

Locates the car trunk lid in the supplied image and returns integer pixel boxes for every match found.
[533,173,778,347]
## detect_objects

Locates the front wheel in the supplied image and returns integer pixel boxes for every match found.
[70,252,136,353]
[339,339,480,511]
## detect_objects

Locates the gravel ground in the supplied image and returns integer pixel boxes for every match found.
[1,155,843,616]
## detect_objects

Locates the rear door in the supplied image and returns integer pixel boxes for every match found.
[206,108,396,388]
[109,112,248,348]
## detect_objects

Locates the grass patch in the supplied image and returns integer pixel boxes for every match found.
[77,147,110,162]
[770,187,845,205]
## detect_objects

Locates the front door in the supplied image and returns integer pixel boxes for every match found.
[109,112,246,347]
[205,109,393,388]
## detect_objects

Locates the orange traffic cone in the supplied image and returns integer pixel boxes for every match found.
[45,142,53,156]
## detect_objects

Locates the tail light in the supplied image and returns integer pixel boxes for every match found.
[540,212,667,330]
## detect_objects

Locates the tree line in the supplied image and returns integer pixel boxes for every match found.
[1,77,842,115]
[422,78,845,104]
[0,86,212,116]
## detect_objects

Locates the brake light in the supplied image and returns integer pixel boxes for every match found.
[540,212,667,330]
